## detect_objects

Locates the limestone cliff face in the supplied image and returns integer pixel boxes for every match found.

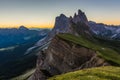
[29,35,109,80]
[27,10,93,55]
[72,10,88,24]
[29,10,108,80]
[35,9,91,47]
[35,14,71,47]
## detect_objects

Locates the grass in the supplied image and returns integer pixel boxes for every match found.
[57,34,120,65]
[48,66,120,80]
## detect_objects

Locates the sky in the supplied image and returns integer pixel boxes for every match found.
[0,0,120,28]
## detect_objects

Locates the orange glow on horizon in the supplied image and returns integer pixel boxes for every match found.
[0,21,119,28]
[0,23,54,28]
[103,21,120,25]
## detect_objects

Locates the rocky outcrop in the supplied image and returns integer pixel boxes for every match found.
[35,14,71,47]
[27,9,120,56]
[72,10,88,24]
[78,54,109,69]
[30,35,109,80]
[26,10,91,56]
[36,14,71,46]
[52,14,71,34]
[29,9,115,80]
[35,9,90,47]
[28,52,47,80]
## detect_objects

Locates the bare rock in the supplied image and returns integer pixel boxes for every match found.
[31,35,109,80]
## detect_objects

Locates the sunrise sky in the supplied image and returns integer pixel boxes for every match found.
[0,0,120,28]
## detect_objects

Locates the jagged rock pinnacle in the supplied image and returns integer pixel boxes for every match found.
[72,9,88,24]
[78,9,83,15]
[60,14,66,17]
[35,9,90,46]
[74,13,77,17]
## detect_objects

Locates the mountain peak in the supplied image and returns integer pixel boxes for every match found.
[19,26,29,30]
[60,14,66,17]
[74,13,77,17]
[35,9,91,46]
[53,13,70,33]
[72,9,88,24]
[78,9,83,15]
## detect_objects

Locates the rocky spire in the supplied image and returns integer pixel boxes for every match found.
[35,9,91,47]
[35,13,71,46]
[53,14,71,33]
[74,13,77,18]
[78,9,83,15]
[72,9,88,24]
[60,14,66,17]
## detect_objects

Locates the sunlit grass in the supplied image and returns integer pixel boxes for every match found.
[48,66,120,80]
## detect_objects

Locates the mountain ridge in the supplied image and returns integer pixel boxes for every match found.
[35,10,120,49]
[28,10,120,80]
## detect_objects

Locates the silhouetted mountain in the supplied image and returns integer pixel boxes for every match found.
[19,25,29,31]
[0,26,50,48]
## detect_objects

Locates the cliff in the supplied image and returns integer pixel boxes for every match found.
[29,34,110,80]
[35,9,91,47]
[28,10,120,80]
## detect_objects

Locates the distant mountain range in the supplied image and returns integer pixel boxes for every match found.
[89,21,120,40]
[0,26,50,79]
[0,26,50,48]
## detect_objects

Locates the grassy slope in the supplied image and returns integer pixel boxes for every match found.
[48,66,120,80]
[57,34,120,65]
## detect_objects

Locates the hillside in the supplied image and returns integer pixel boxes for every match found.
[29,33,120,80]
[27,10,120,80]
[57,34,120,65]
[49,66,120,80]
